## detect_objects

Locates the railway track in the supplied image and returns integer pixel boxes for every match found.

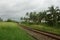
[19,24,60,40]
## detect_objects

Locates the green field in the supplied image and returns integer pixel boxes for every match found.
[0,22,35,40]
[21,23,60,35]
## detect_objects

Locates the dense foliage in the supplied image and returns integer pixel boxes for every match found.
[21,6,60,27]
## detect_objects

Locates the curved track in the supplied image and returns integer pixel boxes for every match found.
[19,24,60,40]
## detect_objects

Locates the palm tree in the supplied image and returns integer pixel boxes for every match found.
[37,12,43,23]
[47,6,60,26]
[20,17,23,20]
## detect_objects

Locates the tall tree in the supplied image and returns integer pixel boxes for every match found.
[47,6,60,26]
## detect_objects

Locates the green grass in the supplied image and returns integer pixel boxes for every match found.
[0,22,35,40]
[21,23,60,35]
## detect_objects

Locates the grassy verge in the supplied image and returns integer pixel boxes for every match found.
[21,23,60,35]
[0,22,35,40]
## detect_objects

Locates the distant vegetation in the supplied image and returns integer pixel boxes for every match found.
[0,18,18,23]
[6,19,18,23]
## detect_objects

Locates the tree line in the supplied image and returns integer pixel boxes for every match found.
[21,6,60,27]
[0,18,18,23]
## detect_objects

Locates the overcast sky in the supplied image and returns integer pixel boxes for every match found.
[0,0,60,20]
